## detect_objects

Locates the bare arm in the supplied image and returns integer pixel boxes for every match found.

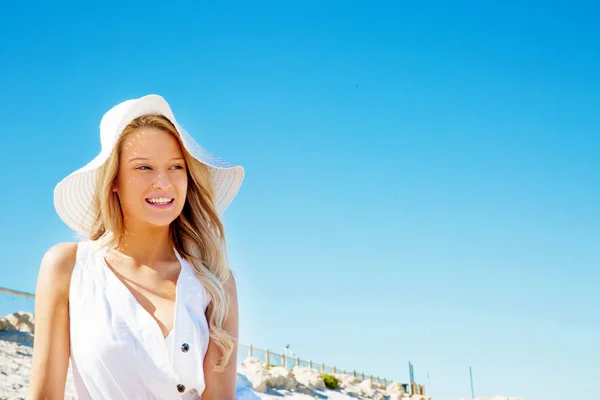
[202,274,239,400]
[28,242,78,399]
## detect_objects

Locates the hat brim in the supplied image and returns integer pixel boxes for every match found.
[53,95,244,237]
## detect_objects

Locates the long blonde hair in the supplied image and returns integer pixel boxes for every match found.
[88,114,235,371]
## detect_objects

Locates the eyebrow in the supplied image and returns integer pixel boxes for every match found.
[128,157,184,163]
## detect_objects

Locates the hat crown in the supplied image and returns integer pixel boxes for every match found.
[98,95,175,152]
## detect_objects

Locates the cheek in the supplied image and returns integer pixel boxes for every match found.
[118,174,152,197]
[173,174,188,192]
[130,175,153,189]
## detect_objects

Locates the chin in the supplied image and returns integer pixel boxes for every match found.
[148,215,181,228]
[141,211,182,229]
[138,202,185,227]
[147,220,177,229]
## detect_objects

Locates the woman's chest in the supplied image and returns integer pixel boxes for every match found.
[103,255,182,339]
[70,262,211,396]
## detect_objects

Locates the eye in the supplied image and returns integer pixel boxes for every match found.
[136,165,151,171]
[170,164,185,170]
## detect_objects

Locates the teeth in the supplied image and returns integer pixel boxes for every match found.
[147,197,173,205]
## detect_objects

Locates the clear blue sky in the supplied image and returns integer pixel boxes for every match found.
[1,2,599,399]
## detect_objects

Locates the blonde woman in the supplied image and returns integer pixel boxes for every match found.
[28,95,260,399]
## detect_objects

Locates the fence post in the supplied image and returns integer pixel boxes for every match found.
[249,344,253,358]
[370,375,373,385]
[384,378,387,388]
[296,356,300,367]
[353,370,356,378]
[333,366,336,374]
[361,372,365,380]
[321,363,325,372]
[266,349,270,367]
[309,360,313,369]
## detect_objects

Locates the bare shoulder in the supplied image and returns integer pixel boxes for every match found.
[37,242,79,296]
[41,242,78,265]
[40,242,78,275]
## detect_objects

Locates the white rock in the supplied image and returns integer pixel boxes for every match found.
[388,381,407,395]
[359,379,374,389]
[237,357,269,392]
[240,356,264,368]
[5,312,35,333]
[337,373,360,389]
[356,379,375,397]
[291,366,325,390]
[267,366,297,390]
[0,316,16,331]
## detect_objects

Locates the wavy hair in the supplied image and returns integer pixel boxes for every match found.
[88,114,234,371]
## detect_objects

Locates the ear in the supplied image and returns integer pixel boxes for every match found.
[111,180,118,193]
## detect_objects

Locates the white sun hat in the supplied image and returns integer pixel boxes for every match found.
[53,94,245,237]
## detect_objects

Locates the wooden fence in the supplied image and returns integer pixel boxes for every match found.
[239,344,425,395]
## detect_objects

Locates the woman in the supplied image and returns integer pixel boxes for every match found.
[28,95,260,399]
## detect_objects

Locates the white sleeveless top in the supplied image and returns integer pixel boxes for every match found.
[68,240,212,399]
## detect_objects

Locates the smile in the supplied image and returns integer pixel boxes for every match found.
[145,197,174,207]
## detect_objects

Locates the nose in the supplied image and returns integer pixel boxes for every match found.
[152,172,173,190]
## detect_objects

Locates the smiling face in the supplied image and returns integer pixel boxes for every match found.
[113,127,188,230]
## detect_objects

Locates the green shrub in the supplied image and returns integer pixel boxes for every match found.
[320,373,340,390]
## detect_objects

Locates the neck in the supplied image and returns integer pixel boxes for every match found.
[114,220,175,265]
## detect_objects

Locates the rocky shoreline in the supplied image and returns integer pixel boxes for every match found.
[0,312,522,400]
[0,312,424,399]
